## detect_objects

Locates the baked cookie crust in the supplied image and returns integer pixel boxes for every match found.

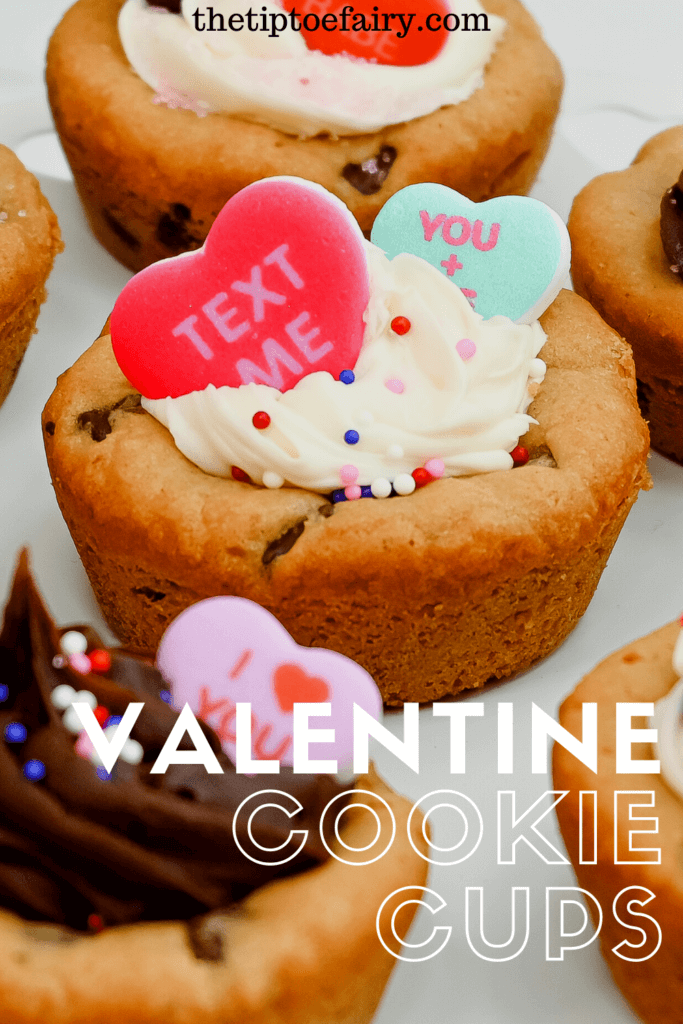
[569,126,683,463]
[554,623,682,1024]
[46,0,562,271]
[42,290,650,704]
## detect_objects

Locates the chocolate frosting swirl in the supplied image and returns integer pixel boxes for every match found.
[660,169,683,277]
[0,553,345,930]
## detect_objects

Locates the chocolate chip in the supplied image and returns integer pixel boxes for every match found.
[132,587,166,603]
[342,145,397,196]
[156,204,201,253]
[44,421,55,436]
[77,408,113,443]
[660,177,683,275]
[262,520,306,565]
[186,915,226,962]
[147,0,181,10]
[102,209,140,251]
[318,503,335,518]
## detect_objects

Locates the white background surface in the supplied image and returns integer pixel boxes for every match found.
[1,2,682,1021]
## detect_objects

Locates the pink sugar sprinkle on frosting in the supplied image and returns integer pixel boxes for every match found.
[425,458,445,478]
[456,338,477,361]
[345,485,362,500]
[74,731,94,760]
[340,464,359,484]
[385,378,405,394]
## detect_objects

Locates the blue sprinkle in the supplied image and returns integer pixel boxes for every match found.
[160,690,172,704]
[104,715,122,729]
[96,766,111,781]
[344,430,360,445]
[23,759,46,782]
[332,489,348,503]
[339,370,355,384]
[5,722,27,743]
[360,485,373,499]
[0,684,8,702]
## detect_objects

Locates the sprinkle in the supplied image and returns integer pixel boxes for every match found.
[344,429,360,445]
[5,722,27,743]
[391,316,411,335]
[345,485,362,500]
[511,445,530,467]
[23,760,46,781]
[339,369,355,384]
[424,458,445,478]
[60,631,88,656]
[51,655,67,669]
[0,212,7,222]
[231,466,250,483]
[93,705,109,726]
[75,730,94,760]
[160,691,172,704]
[0,684,8,703]
[456,338,477,361]
[105,715,123,729]
[385,378,405,394]
[252,411,271,430]
[360,485,373,498]
[529,358,546,377]
[51,683,76,709]
[387,444,404,459]
[120,738,144,765]
[393,473,416,496]
[412,467,431,488]
[370,477,392,499]
[340,464,359,484]
[332,489,347,503]
[96,767,111,782]
[87,913,104,932]
[89,649,111,674]
[357,410,374,426]
[75,690,97,708]
[17,209,27,217]
[263,471,284,489]
[62,706,85,734]
[69,652,92,675]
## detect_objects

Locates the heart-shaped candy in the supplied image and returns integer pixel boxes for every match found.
[371,184,571,324]
[111,178,370,400]
[156,597,382,768]
[283,0,449,66]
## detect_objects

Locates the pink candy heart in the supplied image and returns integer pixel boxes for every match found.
[110,178,370,400]
[156,597,382,768]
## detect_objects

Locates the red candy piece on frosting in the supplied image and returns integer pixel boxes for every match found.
[285,0,449,66]
[110,178,370,400]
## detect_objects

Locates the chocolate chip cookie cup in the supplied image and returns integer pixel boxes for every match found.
[569,126,683,464]
[0,146,62,409]
[42,289,650,704]
[46,0,562,272]
[0,553,428,1024]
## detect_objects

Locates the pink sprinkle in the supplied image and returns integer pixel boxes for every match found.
[425,458,445,478]
[456,338,477,361]
[74,731,94,760]
[385,378,405,394]
[300,78,310,85]
[69,652,92,675]
[340,464,359,484]
[345,485,362,500]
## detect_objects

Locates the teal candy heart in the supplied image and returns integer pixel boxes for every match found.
[370,184,571,324]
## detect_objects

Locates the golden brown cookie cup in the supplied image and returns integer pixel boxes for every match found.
[46,0,562,272]
[0,146,62,408]
[554,624,681,1024]
[569,126,683,464]
[0,769,427,1024]
[42,290,650,704]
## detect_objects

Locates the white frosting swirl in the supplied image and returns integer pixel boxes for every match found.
[652,626,683,798]
[119,0,505,138]
[142,243,546,494]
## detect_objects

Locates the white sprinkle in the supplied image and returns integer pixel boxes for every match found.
[387,444,404,459]
[73,690,98,709]
[62,705,85,733]
[370,477,392,499]
[0,212,7,222]
[393,473,416,496]
[529,358,546,377]
[357,410,374,427]
[17,209,26,217]
[51,683,76,709]
[51,655,67,670]
[60,630,88,656]
[263,471,284,489]
[120,738,144,765]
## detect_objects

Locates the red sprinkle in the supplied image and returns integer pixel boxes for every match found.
[511,445,530,467]
[231,466,251,483]
[89,649,111,674]
[87,914,104,933]
[412,467,432,488]
[391,316,411,336]
[93,705,109,726]
[252,411,271,430]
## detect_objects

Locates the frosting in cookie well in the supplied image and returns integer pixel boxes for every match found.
[142,242,546,494]
[118,0,505,137]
